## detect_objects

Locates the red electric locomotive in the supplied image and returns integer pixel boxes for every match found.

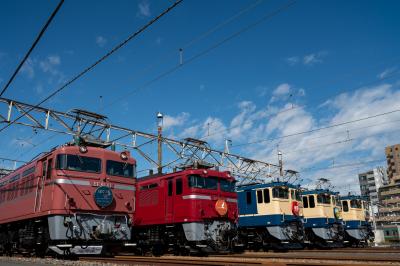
[0,141,136,256]
[133,162,241,255]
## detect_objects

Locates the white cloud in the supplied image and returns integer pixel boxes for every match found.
[172,82,400,193]
[286,51,327,66]
[137,0,151,18]
[286,56,299,66]
[273,83,291,96]
[163,112,190,130]
[303,53,321,65]
[39,55,60,74]
[298,88,306,96]
[96,36,107,47]
[21,58,35,78]
[377,67,397,79]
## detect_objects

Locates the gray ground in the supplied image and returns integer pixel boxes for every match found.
[0,257,126,266]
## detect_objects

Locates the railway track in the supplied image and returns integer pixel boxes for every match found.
[80,250,400,266]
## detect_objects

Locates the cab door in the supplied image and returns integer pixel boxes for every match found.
[34,158,52,212]
[165,178,174,223]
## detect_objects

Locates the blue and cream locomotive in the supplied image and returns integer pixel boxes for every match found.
[301,189,344,248]
[340,195,373,247]
[237,182,304,250]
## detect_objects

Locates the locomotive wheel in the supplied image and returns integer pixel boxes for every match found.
[152,243,164,257]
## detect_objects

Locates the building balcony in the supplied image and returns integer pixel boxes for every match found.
[380,206,400,213]
[380,188,400,196]
[381,198,400,204]
[375,215,400,223]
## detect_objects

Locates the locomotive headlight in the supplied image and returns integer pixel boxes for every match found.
[79,145,88,153]
[120,152,128,160]
[203,170,207,175]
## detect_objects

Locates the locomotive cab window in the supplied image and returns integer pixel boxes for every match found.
[188,175,217,190]
[168,180,173,196]
[317,193,331,204]
[263,188,270,203]
[56,154,101,173]
[176,178,183,195]
[106,160,135,178]
[342,200,349,212]
[309,195,315,208]
[257,190,263,203]
[46,159,53,179]
[272,187,289,199]
[246,191,252,204]
[350,199,362,209]
[302,196,309,208]
[295,190,301,201]
[220,179,235,192]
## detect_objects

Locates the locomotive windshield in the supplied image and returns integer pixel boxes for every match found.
[272,187,289,199]
[220,179,235,192]
[188,175,217,190]
[350,199,362,209]
[106,160,135,178]
[290,189,301,201]
[317,193,331,204]
[56,154,101,173]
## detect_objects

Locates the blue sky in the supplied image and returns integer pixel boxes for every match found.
[0,0,399,191]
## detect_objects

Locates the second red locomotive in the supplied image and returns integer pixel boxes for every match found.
[133,163,241,255]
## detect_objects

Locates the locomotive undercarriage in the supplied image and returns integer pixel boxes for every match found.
[0,213,133,257]
[343,226,373,247]
[305,223,345,248]
[240,220,304,250]
[134,220,241,255]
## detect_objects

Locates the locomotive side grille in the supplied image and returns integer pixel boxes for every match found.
[139,190,158,207]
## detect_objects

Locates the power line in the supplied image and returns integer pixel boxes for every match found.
[267,117,400,152]
[0,0,64,97]
[95,0,266,113]
[204,68,400,140]
[100,0,297,111]
[260,121,400,161]
[300,158,386,173]
[0,0,183,134]
[232,107,400,148]
[0,157,27,164]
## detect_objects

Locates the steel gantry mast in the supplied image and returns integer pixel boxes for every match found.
[0,97,280,182]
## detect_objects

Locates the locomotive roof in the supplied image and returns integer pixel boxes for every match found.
[0,144,136,181]
[340,195,367,201]
[137,168,233,183]
[301,189,339,195]
[237,181,299,191]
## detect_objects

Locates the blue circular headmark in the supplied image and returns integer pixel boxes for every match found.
[94,186,113,208]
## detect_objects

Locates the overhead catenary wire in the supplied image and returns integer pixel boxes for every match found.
[0,157,27,164]
[261,120,400,160]
[0,0,183,134]
[0,0,64,97]
[100,0,297,111]
[232,107,400,148]
[203,68,400,140]
[265,117,400,153]
[299,158,386,173]
[7,0,280,160]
